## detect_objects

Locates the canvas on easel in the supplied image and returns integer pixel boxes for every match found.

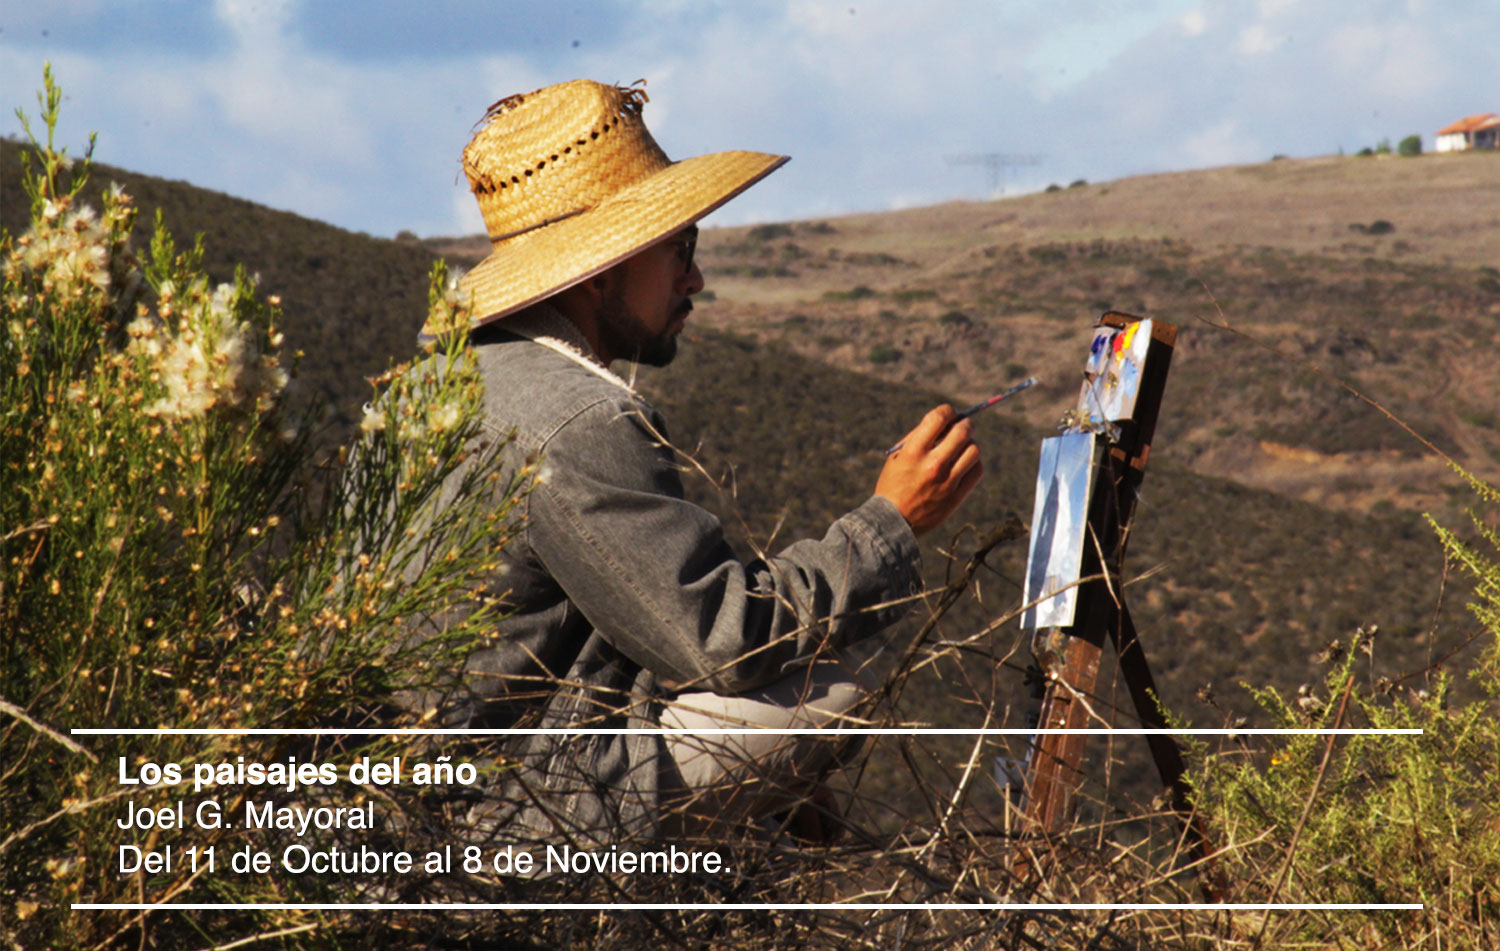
[1013,311,1220,895]
[1021,432,1096,630]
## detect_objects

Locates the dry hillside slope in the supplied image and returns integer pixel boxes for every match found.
[431,153,1500,519]
[683,153,1500,520]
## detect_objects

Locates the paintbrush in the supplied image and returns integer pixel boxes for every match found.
[886,376,1038,455]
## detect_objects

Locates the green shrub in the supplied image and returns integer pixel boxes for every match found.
[867,342,901,364]
[1460,409,1498,429]
[823,284,877,301]
[0,69,523,950]
[1193,468,1500,948]
[843,251,906,267]
[1398,134,1423,157]
[891,288,937,303]
[747,222,793,242]
[721,263,793,278]
[1027,244,1069,264]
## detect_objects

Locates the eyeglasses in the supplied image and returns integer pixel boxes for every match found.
[669,227,698,276]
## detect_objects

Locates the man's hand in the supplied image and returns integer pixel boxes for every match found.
[875,405,984,538]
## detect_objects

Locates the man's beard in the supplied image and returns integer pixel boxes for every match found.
[597,292,689,368]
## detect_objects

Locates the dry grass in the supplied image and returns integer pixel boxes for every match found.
[676,154,1500,521]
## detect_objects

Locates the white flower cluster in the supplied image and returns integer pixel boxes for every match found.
[359,403,387,435]
[127,278,289,420]
[358,393,465,440]
[3,195,124,303]
[352,270,475,444]
[428,400,462,434]
[427,272,471,336]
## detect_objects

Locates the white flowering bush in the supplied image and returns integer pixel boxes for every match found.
[1,68,523,949]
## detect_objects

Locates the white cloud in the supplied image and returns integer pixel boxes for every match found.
[3,0,1494,237]
[206,0,373,164]
[213,0,295,47]
[1256,0,1298,18]
[1236,24,1287,55]
[1321,21,1448,103]
[450,185,485,239]
[1179,118,1255,167]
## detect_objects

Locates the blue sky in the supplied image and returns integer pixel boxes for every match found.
[2,1,1492,239]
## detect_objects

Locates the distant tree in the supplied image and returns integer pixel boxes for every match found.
[1398,134,1423,156]
[748,222,794,242]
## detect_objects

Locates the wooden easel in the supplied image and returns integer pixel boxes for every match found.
[1017,312,1219,891]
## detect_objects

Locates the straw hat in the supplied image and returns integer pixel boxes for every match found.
[424,80,788,335]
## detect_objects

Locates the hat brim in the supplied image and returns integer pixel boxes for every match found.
[427,149,789,336]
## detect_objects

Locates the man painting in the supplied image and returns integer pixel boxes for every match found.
[418,79,983,847]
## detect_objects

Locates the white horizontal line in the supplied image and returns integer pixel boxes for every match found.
[70,728,1423,736]
[73,902,1424,912]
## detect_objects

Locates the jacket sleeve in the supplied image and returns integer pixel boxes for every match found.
[523,394,921,694]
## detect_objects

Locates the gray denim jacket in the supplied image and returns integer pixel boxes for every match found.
[434,307,921,844]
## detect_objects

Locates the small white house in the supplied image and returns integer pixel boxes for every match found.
[1435,113,1500,152]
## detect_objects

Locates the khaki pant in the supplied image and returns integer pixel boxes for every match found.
[656,657,874,835]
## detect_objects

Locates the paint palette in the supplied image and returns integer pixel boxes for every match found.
[1075,319,1152,427]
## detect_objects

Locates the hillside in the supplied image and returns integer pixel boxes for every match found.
[433,152,1500,520]
[688,153,1500,522]
[2,141,1483,820]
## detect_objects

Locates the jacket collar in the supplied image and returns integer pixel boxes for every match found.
[502,304,636,394]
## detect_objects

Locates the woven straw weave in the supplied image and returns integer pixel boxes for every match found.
[426,80,787,335]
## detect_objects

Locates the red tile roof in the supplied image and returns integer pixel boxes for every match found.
[1438,113,1500,135]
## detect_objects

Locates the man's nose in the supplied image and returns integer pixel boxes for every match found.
[678,260,705,296]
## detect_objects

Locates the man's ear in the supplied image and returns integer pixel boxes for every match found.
[555,268,611,311]
[588,264,622,297]
[567,266,616,305]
